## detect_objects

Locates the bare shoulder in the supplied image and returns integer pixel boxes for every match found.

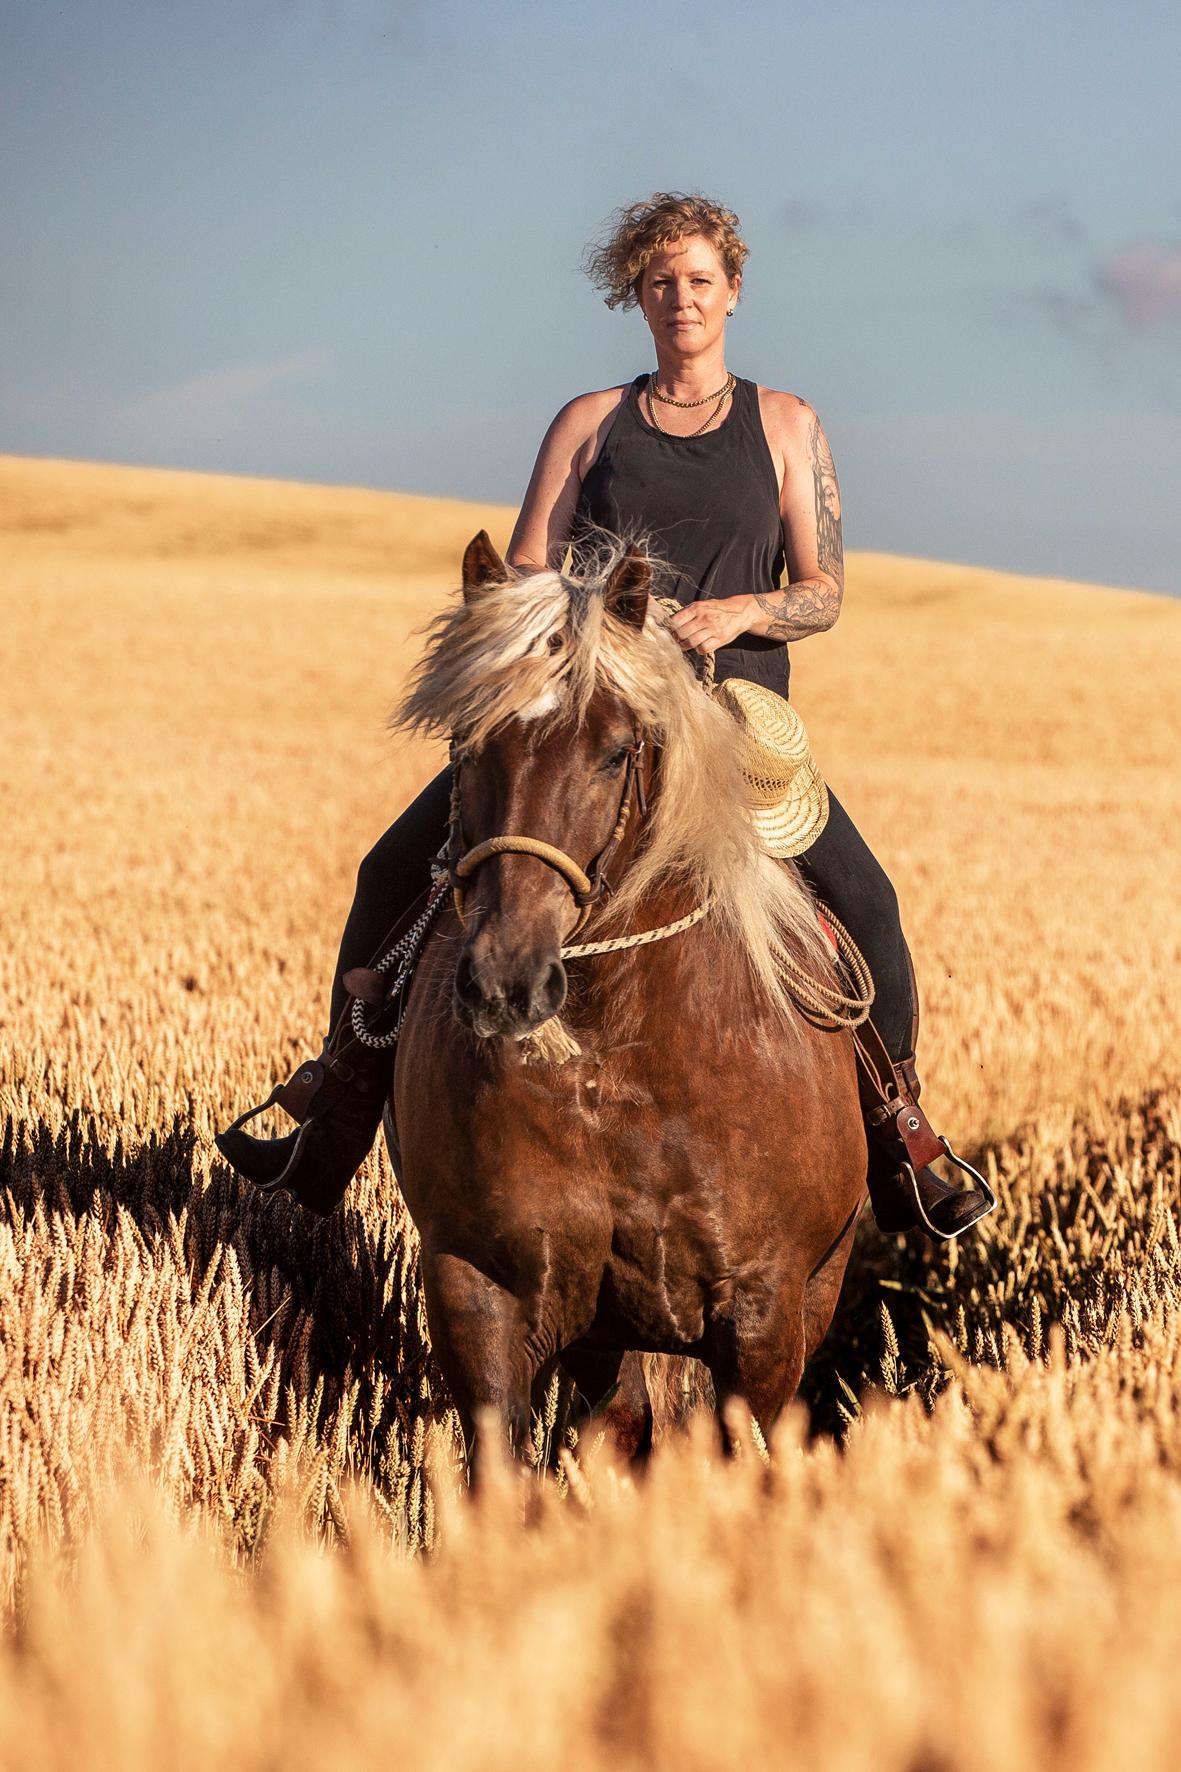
[509,384,633,569]
[550,383,630,439]
[565,382,632,418]
[755,385,819,454]
[549,383,631,479]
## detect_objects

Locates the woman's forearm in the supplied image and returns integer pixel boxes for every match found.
[747,578,842,641]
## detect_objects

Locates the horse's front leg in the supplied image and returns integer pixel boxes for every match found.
[421,1249,545,1474]
[704,1279,808,1449]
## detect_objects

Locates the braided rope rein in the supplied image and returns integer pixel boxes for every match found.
[654,594,716,693]
[349,876,449,1050]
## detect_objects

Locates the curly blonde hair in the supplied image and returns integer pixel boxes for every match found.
[582,191,749,312]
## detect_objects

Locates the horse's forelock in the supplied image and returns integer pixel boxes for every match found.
[393,554,661,747]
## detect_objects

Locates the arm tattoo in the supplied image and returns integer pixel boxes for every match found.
[753,577,838,641]
[753,413,845,641]
[811,414,844,596]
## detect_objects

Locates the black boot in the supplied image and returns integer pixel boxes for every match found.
[863,1056,995,1242]
[215,1036,394,1217]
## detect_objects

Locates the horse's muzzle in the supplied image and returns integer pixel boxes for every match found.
[453,940,568,1040]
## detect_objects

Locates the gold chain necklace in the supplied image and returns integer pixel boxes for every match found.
[649,373,734,409]
[647,372,734,438]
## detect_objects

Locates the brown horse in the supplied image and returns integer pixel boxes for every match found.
[387,533,866,1461]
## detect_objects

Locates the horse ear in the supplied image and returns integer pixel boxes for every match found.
[604,549,650,630]
[462,531,507,603]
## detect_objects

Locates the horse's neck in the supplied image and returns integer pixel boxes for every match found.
[576,876,742,1045]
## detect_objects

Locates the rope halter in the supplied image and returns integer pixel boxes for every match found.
[446,602,706,939]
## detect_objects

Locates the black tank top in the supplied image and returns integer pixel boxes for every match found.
[572,373,790,698]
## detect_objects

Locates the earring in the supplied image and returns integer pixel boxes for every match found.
[726,308,735,317]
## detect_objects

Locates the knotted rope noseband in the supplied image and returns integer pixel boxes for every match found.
[451,835,596,934]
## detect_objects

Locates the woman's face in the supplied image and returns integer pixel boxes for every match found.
[638,234,739,354]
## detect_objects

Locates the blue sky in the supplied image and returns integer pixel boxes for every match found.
[3,0,1179,592]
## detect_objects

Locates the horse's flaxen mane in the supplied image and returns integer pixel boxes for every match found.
[394,541,836,1025]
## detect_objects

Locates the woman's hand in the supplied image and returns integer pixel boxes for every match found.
[665,595,756,656]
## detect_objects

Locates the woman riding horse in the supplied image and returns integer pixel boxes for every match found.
[216,190,992,1242]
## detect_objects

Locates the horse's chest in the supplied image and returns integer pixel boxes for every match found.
[595,1188,738,1349]
[394,949,823,1350]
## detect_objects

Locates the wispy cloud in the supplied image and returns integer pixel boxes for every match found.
[1094,243,1181,332]
[111,350,332,447]
[1005,233,1181,365]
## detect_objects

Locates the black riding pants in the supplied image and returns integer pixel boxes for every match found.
[328,767,916,1063]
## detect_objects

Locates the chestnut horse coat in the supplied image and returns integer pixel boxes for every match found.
[394,887,865,1446]
[388,535,867,1453]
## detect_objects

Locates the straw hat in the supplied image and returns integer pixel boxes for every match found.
[713,677,829,858]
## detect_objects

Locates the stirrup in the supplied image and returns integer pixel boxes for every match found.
[902,1137,997,1242]
[218,1087,320,1193]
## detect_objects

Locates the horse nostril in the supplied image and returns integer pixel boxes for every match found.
[454,950,479,1008]
[534,959,567,1020]
[456,945,565,1035]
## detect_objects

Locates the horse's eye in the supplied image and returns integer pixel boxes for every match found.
[546,631,563,654]
[600,745,631,773]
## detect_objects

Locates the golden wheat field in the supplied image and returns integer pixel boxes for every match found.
[2,450,1181,1771]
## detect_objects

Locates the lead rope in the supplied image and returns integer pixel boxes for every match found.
[561,897,713,958]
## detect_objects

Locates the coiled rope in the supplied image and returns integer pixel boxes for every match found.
[776,902,874,1029]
